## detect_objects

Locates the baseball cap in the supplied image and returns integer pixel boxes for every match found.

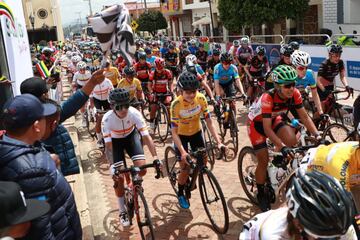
[0,181,50,228]
[20,77,49,99]
[2,94,57,130]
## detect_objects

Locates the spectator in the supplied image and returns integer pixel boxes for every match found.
[0,94,82,239]
[194,28,202,37]
[20,70,105,176]
[0,181,50,240]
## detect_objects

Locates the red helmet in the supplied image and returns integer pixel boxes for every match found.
[155,57,165,69]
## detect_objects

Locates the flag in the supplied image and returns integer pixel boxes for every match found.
[88,4,135,66]
[0,2,15,29]
[36,61,50,78]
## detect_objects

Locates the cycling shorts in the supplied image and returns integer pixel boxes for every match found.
[220,82,236,97]
[317,85,334,101]
[93,98,110,111]
[247,116,286,151]
[174,130,205,159]
[111,129,144,164]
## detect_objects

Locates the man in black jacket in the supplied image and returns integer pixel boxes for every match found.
[0,94,82,240]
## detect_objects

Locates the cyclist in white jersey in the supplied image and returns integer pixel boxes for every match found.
[240,169,357,240]
[90,77,113,148]
[102,88,159,227]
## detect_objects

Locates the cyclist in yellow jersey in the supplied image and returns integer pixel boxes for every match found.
[170,71,226,209]
[117,66,143,102]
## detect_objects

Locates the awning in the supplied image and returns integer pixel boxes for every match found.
[192,16,211,26]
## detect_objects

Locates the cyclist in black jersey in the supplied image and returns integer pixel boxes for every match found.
[196,42,208,72]
[164,44,179,78]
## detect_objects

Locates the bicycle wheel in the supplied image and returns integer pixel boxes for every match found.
[156,104,170,142]
[202,121,215,170]
[322,123,350,143]
[164,146,180,195]
[141,101,151,122]
[125,188,134,225]
[198,168,229,234]
[85,110,96,138]
[229,109,239,154]
[238,147,258,204]
[136,188,155,240]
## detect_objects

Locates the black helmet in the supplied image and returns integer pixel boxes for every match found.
[255,46,266,55]
[177,71,200,90]
[145,47,152,54]
[123,66,136,76]
[182,48,190,56]
[280,44,294,57]
[108,88,130,105]
[328,44,343,54]
[287,169,356,238]
[185,62,197,75]
[212,49,220,56]
[220,52,233,62]
[169,44,175,50]
[214,43,221,50]
[198,42,204,48]
[138,51,146,60]
[289,41,300,50]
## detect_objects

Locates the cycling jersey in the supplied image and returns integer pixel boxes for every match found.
[91,78,114,100]
[104,66,121,86]
[317,59,345,86]
[146,56,156,68]
[248,55,269,74]
[240,207,357,240]
[117,78,142,100]
[295,69,317,89]
[213,63,239,85]
[300,142,360,191]
[207,58,220,74]
[164,52,178,66]
[102,106,149,141]
[228,46,239,58]
[188,46,198,55]
[149,69,172,93]
[134,61,152,81]
[237,46,253,65]
[170,92,210,136]
[196,50,208,70]
[73,71,91,86]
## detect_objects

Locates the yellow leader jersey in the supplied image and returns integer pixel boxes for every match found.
[117,78,142,100]
[300,141,360,190]
[104,67,120,86]
[170,92,210,136]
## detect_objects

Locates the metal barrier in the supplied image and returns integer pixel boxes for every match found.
[284,34,331,45]
[250,35,284,44]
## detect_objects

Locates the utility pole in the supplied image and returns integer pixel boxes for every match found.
[208,0,215,37]
[84,0,93,16]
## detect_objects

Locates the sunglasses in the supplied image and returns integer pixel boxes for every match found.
[184,90,197,95]
[297,66,307,71]
[222,61,231,65]
[282,82,296,89]
[113,104,130,111]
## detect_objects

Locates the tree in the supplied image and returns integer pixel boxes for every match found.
[137,11,168,36]
[218,0,310,32]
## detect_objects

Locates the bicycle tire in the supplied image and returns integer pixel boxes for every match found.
[229,109,239,154]
[202,121,215,170]
[156,104,170,142]
[84,110,96,138]
[322,123,351,143]
[164,146,179,195]
[238,146,258,204]
[141,101,151,122]
[136,188,155,240]
[198,168,229,234]
[125,188,134,225]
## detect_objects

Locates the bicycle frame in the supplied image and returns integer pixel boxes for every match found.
[324,90,353,125]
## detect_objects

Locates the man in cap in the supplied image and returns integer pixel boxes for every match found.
[0,94,82,240]
[0,181,50,240]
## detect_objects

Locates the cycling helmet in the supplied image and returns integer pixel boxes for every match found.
[233,40,240,47]
[287,169,356,238]
[280,44,294,57]
[66,51,72,58]
[181,37,187,44]
[186,54,197,64]
[177,71,200,90]
[212,48,220,56]
[154,57,165,69]
[145,47,152,55]
[198,42,204,48]
[240,37,249,45]
[76,61,87,70]
[328,44,343,54]
[108,88,130,105]
[220,52,233,62]
[272,65,297,84]
[289,41,300,50]
[182,48,190,56]
[41,47,54,54]
[71,55,82,63]
[291,51,311,67]
[214,43,222,50]
[190,39,197,45]
[123,66,136,76]
[255,46,266,55]
[185,62,197,75]
[138,51,146,60]
[169,44,175,50]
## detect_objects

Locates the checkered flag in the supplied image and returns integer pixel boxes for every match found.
[88,4,135,66]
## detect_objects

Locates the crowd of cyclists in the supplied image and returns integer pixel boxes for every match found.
[29,35,360,239]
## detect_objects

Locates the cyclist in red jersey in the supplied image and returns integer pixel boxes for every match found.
[148,58,173,129]
[134,52,152,90]
[247,65,320,212]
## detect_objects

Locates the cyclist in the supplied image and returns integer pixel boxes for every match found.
[68,55,82,81]
[236,37,253,74]
[228,40,240,59]
[179,48,190,70]
[170,71,226,209]
[240,169,357,239]
[291,51,324,120]
[102,88,159,227]
[247,65,321,211]
[134,52,152,90]
[148,58,173,130]
[188,39,198,55]
[41,47,56,69]
[164,44,179,79]
[317,44,353,105]
[117,66,144,102]
[289,41,300,51]
[145,47,156,69]
[104,61,121,88]
[207,48,221,89]
[90,77,114,148]
[196,42,208,72]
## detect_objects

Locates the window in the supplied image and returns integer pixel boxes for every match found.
[185,0,193,4]
[343,0,360,24]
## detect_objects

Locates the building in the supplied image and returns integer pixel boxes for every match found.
[22,0,64,43]
[124,0,160,19]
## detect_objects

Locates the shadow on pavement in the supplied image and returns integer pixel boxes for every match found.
[227,196,259,223]
[183,222,223,240]
[102,209,136,240]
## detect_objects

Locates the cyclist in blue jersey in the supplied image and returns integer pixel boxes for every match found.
[291,51,324,120]
[145,47,156,70]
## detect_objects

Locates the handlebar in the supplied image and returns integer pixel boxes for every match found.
[153,92,173,97]
[114,159,163,179]
[331,89,353,100]
[221,95,246,102]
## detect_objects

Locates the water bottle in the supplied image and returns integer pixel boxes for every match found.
[268,164,287,191]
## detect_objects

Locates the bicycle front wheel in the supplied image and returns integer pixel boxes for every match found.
[164,146,180,195]
[141,101,151,122]
[322,123,350,143]
[156,104,170,142]
[202,121,215,170]
[198,168,229,234]
[136,188,155,240]
[238,146,258,204]
[229,109,239,154]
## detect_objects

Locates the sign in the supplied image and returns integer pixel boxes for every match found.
[0,0,33,95]
[347,61,360,78]
[131,20,138,31]
[310,57,326,72]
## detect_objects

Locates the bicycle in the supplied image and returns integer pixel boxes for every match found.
[244,77,266,110]
[322,89,353,126]
[322,122,357,143]
[113,159,162,240]
[200,117,216,169]
[164,146,229,234]
[84,102,96,138]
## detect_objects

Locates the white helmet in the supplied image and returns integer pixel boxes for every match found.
[77,61,87,70]
[291,50,311,67]
[71,55,82,63]
[186,54,197,64]
[240,37,249,45]
[66,51,72,58]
